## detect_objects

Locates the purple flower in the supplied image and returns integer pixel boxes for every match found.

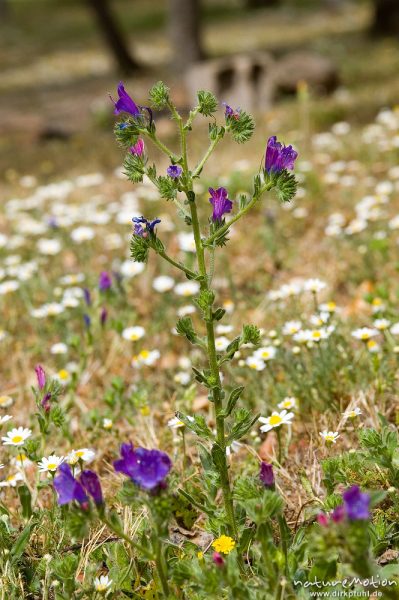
[41,392,51,412]
[100,307,108,327]
[53,463,88,506]
[209,187,233,222]
[35,365,46,390]
[83,288,92,306]
[222,102,240,120]
[317,512,329,527]
[331,504,345,523]
[99,271,112,291]
[259,462,274,488]
[83,314,91,329]
[111,82,141,117]
[130,138,145,156]
[80,470,103,505]
[265,136,298,174]
[212,552,225,567]
[113,443,172,491]
[343,486,370,521]
[132,216,161,237]
[167,165,182,179]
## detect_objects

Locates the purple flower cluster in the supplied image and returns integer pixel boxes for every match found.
[318,486,370,526]
[53,464,103,506]
[132,216,161,237]
[113,443,172,491]
[265,136,298,174]
[167,165,182,179]
[259,462,275,489]
[99,271,112,292]
[223,102,240,120]
[111,82,141,117]
[129,138,145,157]
[208,187,233,222]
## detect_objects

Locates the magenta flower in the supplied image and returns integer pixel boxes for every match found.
[317,512,329,527]
[53,464,88,506]
[209,187,233,222]
[167,165,182,179]
[343,486,370,521]
[99,271,112,291]
[35,365,46,390]
[111,82,141,117]
[259,462,274,489]
[265,136,298,174]
[129,138,145,156]
[331,504,345,523]
[113,443,172,491]
[212,552,225,566]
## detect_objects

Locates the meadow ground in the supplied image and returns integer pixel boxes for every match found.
[1,1,399,598]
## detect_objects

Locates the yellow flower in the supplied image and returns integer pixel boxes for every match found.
[212,535,236,555]
[140,406,150,417]
[197,551,204,560]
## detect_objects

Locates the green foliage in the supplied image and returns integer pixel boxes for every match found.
[156,175,178,200]
[176,316,198,344]
[114,119,140,148]
[227,109,255,143]
[149,80,170,109]
[227,408,259,443]
[130,234,149,263]
[123,151,145,183]
[197,90,218,117]
[242,324,261,345]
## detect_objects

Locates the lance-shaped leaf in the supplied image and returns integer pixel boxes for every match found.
[211,442,227,471]
[176,316,197,344]
[220,386,245,417]
[227,408,260,443]
[175,412,214,440]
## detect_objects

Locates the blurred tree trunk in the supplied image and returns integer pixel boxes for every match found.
[168,0,203,73]
[86,0,140,74]
[371,0,399,35]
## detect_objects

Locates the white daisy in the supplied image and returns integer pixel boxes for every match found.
[50,342,68,355]
[0,395,13,409]
[67,448,95,465]
[304,279,327,294]
[343,407,362,419]
[152,275,175,292]
[38,455,64,473]
[167,416,194,429]
[0,415,13,426]
[373,318,391,331]
[102,418,113,430]
[278,397,297,410]
[131,349,160,368]
[174,281,200,297]
[94,575,112,593]
[282,320,302,335]
[2,427,32,446]
[215,336,230,352]
[53,369,72,385]
[120,260,145,279]
[0,472,24,487]
[245,356,266,371]
[122,326,145,342]
[351,327,378,341]
[259,410,294,432]
[173,372,191,385]
[320,430,340,444]
[253,346,276,361]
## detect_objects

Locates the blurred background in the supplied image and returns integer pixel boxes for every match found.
[0,0,399,181]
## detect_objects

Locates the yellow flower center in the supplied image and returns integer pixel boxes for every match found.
[47,463,57,470]
[261,351,270,358]
[269,415,282,426]
[11,435,23,444]
[139,350,150,359]
[58,369,70,380]
[312,331,321,339]
[130,333,139,341]
[325,435,335,442]
[75,451,84,458]
[360,333,370,340]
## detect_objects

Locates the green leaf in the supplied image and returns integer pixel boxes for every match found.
[175,316,197,344]
[175,412,214,440]
[223,386,245,417]
[11,519,37,562]
[17,485,32,519]
[130,235,149,263]
[227,409,259,443]
[123,152,145,184]
[211,443,226,471]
